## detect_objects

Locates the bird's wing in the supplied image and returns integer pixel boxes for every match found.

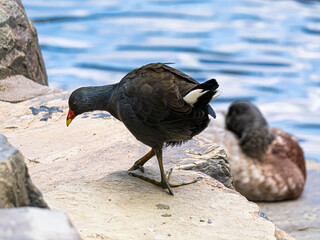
[161,64,199,85]
[120,63,201,125]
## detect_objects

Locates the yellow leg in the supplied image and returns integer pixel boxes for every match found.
[156,149,174,195]
[128,149,155,172]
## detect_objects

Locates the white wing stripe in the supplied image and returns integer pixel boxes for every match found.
[183,89,209,105]
[210,89,222,101]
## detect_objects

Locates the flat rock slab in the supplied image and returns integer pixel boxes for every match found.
[0,91,292,240]
[45,173,276,240]
[0,207,80,240]
[0,75,54,103]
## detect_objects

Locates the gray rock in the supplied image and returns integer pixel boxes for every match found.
[0,0,47,85]
[0,134,48,208]
[0,207,81,240]
[169,136,234,189]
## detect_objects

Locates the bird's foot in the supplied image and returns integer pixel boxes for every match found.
[129,171,174,195]
[128,168,202,195]
[128,162,145,172]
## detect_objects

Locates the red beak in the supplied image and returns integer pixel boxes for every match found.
[66,109,75,127]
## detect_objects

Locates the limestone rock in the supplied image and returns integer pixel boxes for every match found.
[0,0,47,85]
[171,136,234,189]
[0,134,47,208]
[0,207,80,240]
[0,75,54,102]
[0,90,294,240]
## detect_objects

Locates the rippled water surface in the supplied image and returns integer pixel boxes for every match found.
[22,0,320,161]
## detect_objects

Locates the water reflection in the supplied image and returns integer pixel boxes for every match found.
[22,0,320,161]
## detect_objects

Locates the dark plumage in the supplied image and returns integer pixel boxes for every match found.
[226,100,275,159]
[67,63,220,194]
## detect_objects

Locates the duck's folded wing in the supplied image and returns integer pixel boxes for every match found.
[162,63,198,85]
[121,66,201,126]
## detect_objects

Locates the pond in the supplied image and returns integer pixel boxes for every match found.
[22,0,320,162]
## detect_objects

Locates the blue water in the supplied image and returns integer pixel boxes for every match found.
[22,0,320,162]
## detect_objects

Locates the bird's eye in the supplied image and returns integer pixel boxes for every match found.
[73,100,77,105]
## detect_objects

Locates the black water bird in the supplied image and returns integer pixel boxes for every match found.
[66,63,221,195]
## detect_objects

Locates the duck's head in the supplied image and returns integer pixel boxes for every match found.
[66,84,118,126]
[226,100,268,137]
[226,100,275,159]
[66,87,93,126]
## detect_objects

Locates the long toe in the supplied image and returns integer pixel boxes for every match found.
[128,168,201,195]
[128,171,174,195]
[166,168,173,181]
[161,179,174,195]
[166,168,203,187]
[128,172,163,186]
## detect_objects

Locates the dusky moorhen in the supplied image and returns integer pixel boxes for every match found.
[66,63,221,195]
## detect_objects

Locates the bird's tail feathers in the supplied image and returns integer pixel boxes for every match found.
[183,79,221,107]
[196,79,219,92]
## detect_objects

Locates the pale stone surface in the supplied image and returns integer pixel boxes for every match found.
[0,207,80,240]
[0,0,47,85]
[0,91,292,240]
[0,75,54,102]
[0,133,47,208]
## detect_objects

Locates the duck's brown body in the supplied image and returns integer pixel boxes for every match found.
[218,127,305,201]
[204,101,306,201]
[67,63,220,194]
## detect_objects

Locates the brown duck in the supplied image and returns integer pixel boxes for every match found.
[225,100,306,201]
[204,100,306,201]
[66,63,221,195]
